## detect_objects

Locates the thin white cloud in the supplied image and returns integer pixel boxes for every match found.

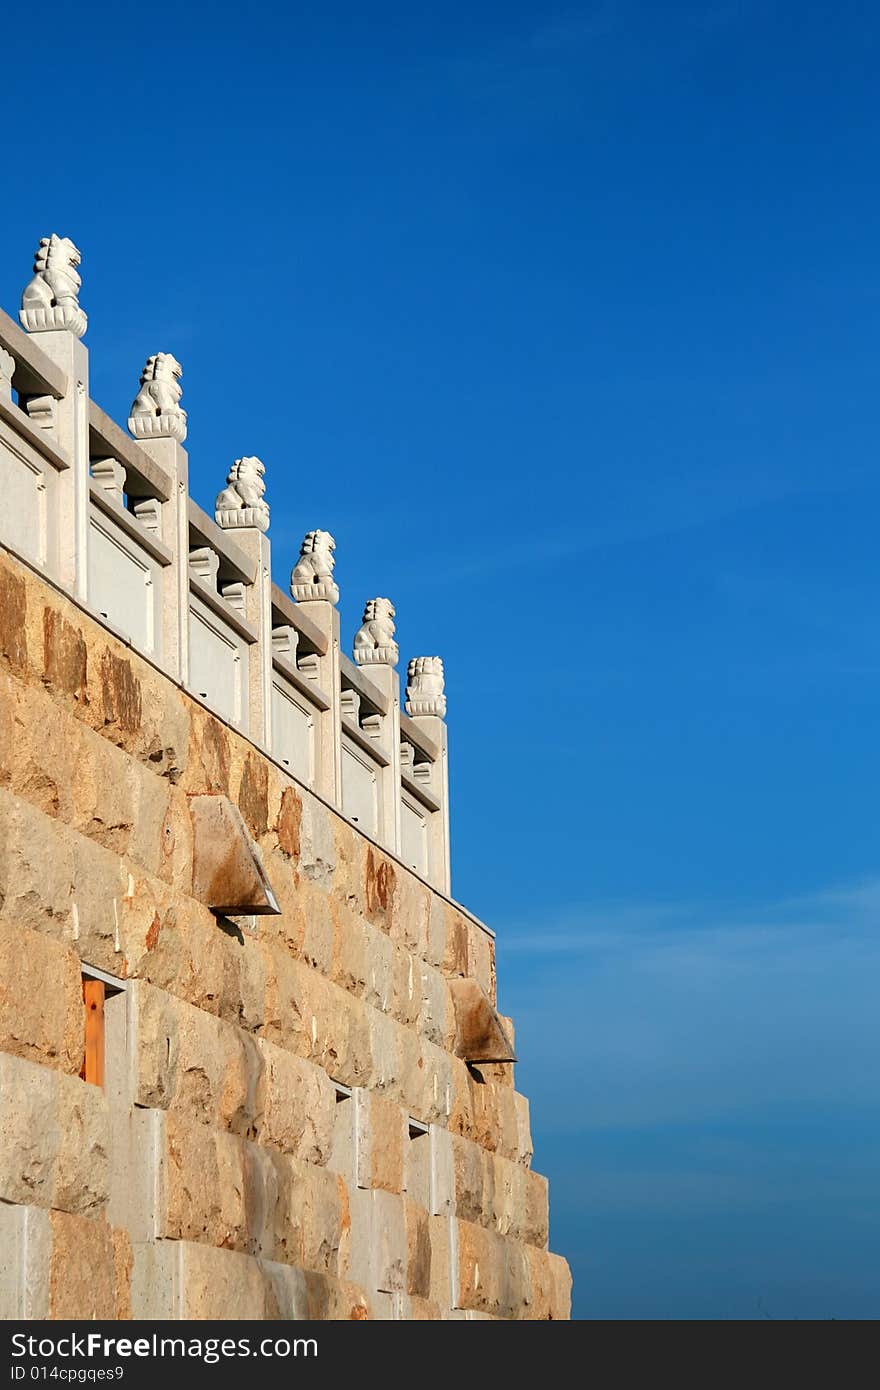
[499,874,880,1132]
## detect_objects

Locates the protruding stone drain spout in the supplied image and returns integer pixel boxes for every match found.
[449,977,517,1064]
[190,794,281,915]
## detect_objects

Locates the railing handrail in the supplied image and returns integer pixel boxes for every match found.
[89,401,173,502]
[187,497,256,585]
[400,710,441,764]
[339,651,390,716]
[0,395,71,470]
[270,582,329,656]
[0,306,66,399]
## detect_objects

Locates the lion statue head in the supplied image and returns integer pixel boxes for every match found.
[353,597,398,666]
[214,456,270,531]
[290,529,339,603]
[20,233,87,336]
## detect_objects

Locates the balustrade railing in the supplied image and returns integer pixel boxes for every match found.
[0,235,451,893]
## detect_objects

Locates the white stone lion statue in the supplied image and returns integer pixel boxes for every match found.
[290,530,339,604]
[406,656,446,718]
[128,354,187,441]
[215,456,270,532]
[353,597,398,667]
[20,234,87,336]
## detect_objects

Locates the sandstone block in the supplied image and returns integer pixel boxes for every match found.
[404,1126,431,1209]
[0,561,28,675]
[522,1247,572,1320]
[257,1037,337,1166]
[0,1204,130,1319]
[428,1214,453,1310]
[418,961,454,1049]
[441,906,468,978]
[453,1219,531,1318]
[347,1187,407,1294]
[300,888,334,974]
[48,1212,131,1320]
[136,982,333,1164]
[512,1090,534,1166]
[524,1170,550,1249]
[396,1294,442,1320]
[390,869,430,958]
[364,845,396,930]
[356,1088,405,1193]
[133,1241,372,1320]
[362,921,393,1013]
[390,941,420,1027]
[0,923,84,1073]
[159,1113,348,1275]
[0,1052,109,1215]
[426,894,446,969]
[24,1112,106,1231]
[299,795,337,892]
[430,1124,454,1215]
[466,921,495,1001]
[404,1198,431,1297]
[329,900,368,997]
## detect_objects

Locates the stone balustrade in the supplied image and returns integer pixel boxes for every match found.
[0,235,451,893]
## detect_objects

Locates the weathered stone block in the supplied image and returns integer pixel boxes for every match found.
[301,888,334,974]
[299,795,337,892]
[0,1204,130,1319]
[390,941,420,1027]
[441,906,469,978]
[512,1091,534,1167]
[135,980,256,1130]
[356,1088,405,1193]
[364,845,396,930]
[347,1187,407,1294]
[257,1037,337,1166]
[48,1213,132,1321]
[426,894,446,969]
[0,923,84,1073]
[158,1113,348,1274]
[132,1241,369,1320]
[524,1170,550,1250]
[418,961,454,1049]
[397,1294,442,1319]
[404,1127,431,1209]
[428,1213,452,1309]
[390,869,430,958]
[522,1247,572,1320]
[329,900,368,997]
[135,981,333,1164]
[430,1124,454,1215]
[466,921,495,1001]
[404,1198,431,1297]
[0,1052,109,1214]
[453,1219,531,1318]
[362,921,393,1013]
[0,563,27,675]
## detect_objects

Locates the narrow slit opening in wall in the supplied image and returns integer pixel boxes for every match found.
[334,1082,352,1104]
[80,965,126,1089]
[408,1118,429,1141]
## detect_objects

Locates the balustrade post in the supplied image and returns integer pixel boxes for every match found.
[405,657,451,895]
[19,234,89,601]
[214,456,273,746]
[290,530,343,803]
[127,354,189,681]
[353,598,402,857]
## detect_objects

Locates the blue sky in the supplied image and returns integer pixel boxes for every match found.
[3,0,880,1318]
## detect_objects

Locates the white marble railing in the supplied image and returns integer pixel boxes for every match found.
[0,235,451,893]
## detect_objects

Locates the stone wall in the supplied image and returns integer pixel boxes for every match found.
[0,544,571,1320]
